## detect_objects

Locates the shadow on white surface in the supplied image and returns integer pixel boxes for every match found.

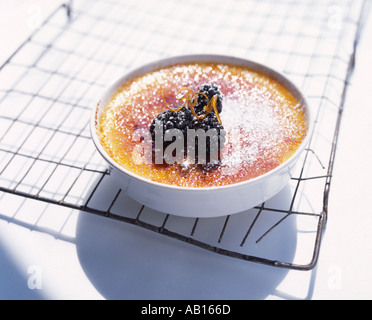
[74,178,316,300]
[0,177,318,299]
[75,212,286,300]
[0,241,45,300]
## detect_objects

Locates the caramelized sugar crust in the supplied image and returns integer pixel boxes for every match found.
[98,63,307,187]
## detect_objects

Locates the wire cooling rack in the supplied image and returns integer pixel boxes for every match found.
[0,0,367,270]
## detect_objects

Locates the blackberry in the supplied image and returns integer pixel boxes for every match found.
[149,107,192,146]
[190,112,224,133]
[149,84,225,164]
[194,83,223,115]
[188,112,226,163]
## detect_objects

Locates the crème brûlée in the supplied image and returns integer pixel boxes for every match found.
[97,62,308,188]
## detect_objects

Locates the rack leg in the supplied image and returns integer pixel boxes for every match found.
[63,0,73,20]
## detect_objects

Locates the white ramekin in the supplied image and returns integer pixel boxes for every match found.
[91,54,313,218]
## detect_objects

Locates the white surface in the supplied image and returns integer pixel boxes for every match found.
[0,1,372,300]
[0,0,62,65]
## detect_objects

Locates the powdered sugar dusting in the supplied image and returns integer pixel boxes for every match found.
[219,97,281,175]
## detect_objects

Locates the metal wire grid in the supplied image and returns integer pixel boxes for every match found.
[0,0,366,270]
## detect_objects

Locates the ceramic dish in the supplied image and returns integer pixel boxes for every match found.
[91,54,313,217]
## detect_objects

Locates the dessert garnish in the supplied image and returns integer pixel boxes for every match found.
[162,85,222,124]
[194,83,223,115]
[149,84,225,164]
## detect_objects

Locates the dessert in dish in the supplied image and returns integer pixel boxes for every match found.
[97,62,307,188]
